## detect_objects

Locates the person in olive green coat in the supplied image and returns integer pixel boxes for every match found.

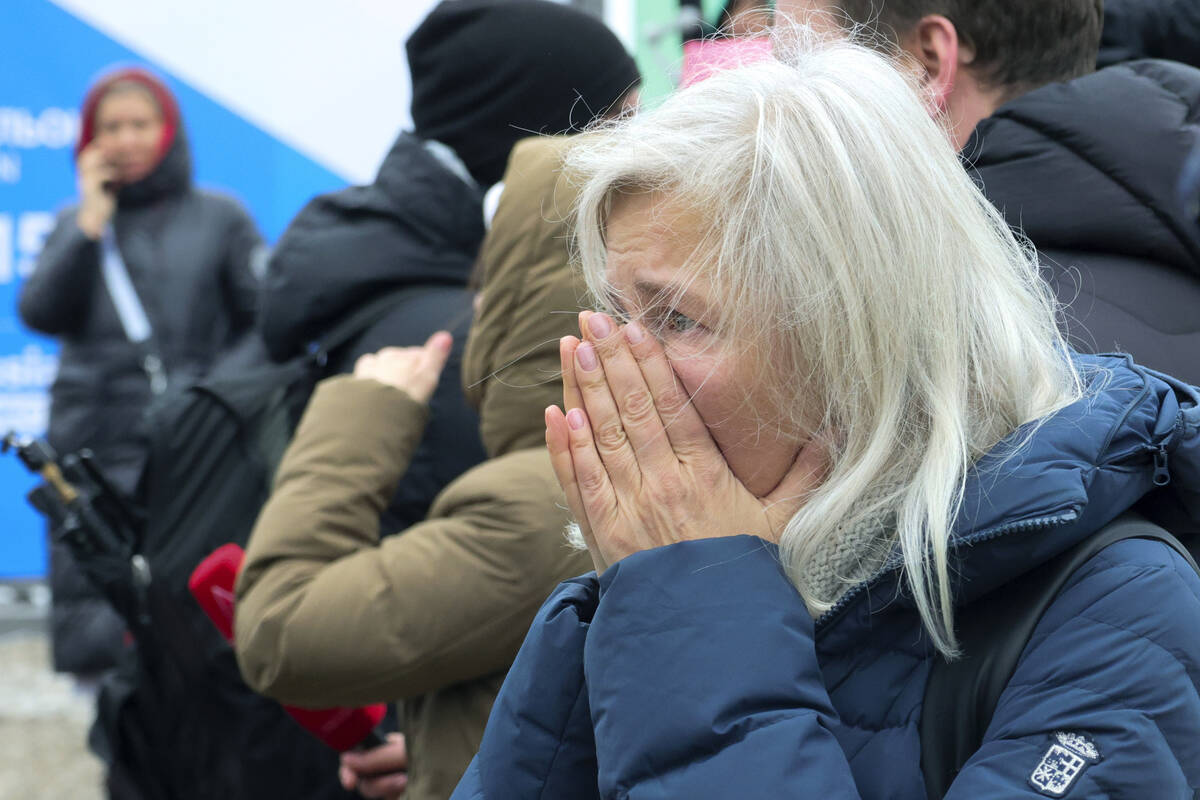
[234,136,592,800]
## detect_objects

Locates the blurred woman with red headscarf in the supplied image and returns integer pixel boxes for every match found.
[19,67,263,678]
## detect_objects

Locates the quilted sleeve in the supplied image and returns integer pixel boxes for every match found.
[18,207,101,336]
[235,376,589,706]
[946,538,1200,798]
[585,536,863,799]
[451,577,603,800]
[216,195,264,336]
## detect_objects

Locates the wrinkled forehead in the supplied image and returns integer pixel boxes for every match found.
[602,190,717,317]
[604,190,709,270]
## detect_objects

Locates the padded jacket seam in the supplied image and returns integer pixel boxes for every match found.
[536,675,590,800]
[994,101,1200,267]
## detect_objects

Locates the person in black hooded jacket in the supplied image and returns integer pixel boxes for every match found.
[20,66,263,677]
[261,0,642,536]
[824,0,1200,385]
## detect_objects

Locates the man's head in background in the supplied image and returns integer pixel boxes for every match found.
[784,0,1104,149]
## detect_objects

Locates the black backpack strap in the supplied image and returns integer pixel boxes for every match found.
[920,511,1197,799]
[307,289,423,367]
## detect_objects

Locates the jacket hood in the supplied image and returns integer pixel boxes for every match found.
[462,135,587,458]
[115,128,191,208]
[1099,0,1200,69]
[260,132,484,361]
[823,355,1200,633]
[77,66,191,208]
[967,60,1200,279]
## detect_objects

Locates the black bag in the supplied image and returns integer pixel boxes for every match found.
[92,291,411,800]
[920,512,1200,799]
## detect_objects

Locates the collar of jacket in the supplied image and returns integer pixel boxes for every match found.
[259,131,485,361]
[116,125,192,209]
[815,353,1199,633]
[462,135,588,458]
[963,60,1200,278]
[372,131,486,241]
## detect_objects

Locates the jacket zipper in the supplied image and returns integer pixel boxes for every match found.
[1152,444,1171,487]
[814,507,1080,632]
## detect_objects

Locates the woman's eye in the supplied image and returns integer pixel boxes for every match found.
[664,310,699,333]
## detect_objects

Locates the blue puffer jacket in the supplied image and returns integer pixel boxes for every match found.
[452,355,1200,799]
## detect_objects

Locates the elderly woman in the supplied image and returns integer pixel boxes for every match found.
[434,27,1200,800]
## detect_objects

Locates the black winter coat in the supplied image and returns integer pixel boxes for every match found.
[1100,0,1200,69]
[261,132,488,533]
[968,59,1200,384]
[20,130,263,674]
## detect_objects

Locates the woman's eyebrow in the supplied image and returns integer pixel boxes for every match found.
[633,280,709,317]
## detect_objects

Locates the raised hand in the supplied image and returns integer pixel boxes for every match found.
[352,331,452,405]
[75,143,118,239]
[546,312,827,571]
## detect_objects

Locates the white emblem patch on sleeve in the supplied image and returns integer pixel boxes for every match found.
[1029,732,1102,797]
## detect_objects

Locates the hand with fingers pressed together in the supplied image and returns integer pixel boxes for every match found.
[545,306,828,573]
[545,190,829,573]
[353,331,454,406]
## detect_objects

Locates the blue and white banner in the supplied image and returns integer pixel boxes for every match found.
[0,0,444,579]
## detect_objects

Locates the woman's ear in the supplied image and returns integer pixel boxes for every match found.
[904,14,963,113]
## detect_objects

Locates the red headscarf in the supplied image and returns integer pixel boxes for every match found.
[75,66,180,161]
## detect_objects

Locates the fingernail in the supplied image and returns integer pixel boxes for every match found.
[567,408,586,430]
[625,321,645,344]
[576,342,598,371]
[588,313,613,339]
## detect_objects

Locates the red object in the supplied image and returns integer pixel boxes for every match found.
[189,544,388,752]
[76,66,179,161]
[285,703,388,753]
[187,543,242,641]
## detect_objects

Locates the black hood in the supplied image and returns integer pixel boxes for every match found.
[260,132,485,361]
[116,120,192,208]
[966,59,1200,278]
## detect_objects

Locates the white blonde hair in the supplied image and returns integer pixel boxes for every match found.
[566,26,1081,656]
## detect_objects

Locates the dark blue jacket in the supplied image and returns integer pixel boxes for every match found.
[452,355,1200,799]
